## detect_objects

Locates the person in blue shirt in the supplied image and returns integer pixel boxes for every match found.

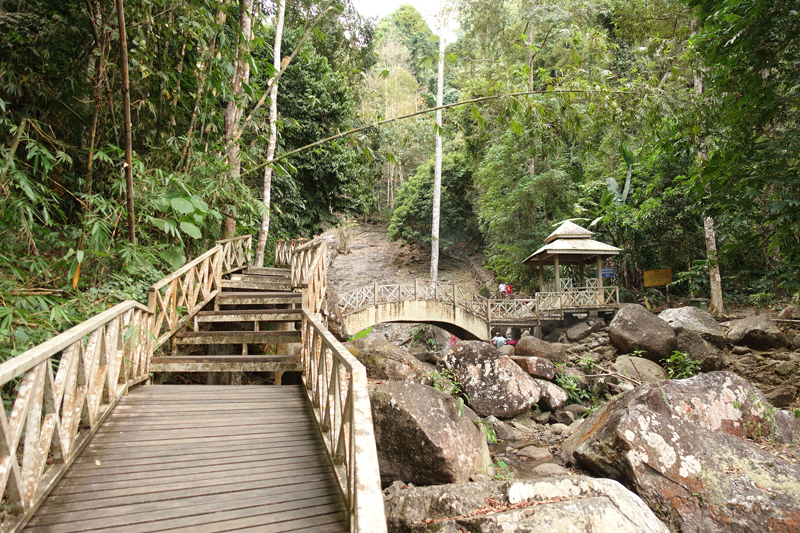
[492,332,506,349]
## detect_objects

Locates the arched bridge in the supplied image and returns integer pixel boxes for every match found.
[337,280,620,340]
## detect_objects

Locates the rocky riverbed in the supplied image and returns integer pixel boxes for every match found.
[323,222,800,532]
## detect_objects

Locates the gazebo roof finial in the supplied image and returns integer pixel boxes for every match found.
[545,220,595,244]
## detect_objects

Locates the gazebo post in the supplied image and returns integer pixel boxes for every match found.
[554,255,561,293]
[538,258,544,291]
[597,256,604,289]
[579,259,585,287]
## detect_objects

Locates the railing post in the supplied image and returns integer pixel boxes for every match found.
[414,279,419,301]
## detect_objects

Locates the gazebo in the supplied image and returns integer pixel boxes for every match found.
[522,221,621,293]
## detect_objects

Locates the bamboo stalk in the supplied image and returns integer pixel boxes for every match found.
[115,0,135,244]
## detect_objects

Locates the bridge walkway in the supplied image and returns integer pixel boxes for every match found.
[24,385,348,533]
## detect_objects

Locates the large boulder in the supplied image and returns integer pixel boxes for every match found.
[658,306,726,348]
[384,477,670,533]
[445,341,540,418]
[370,382,490,486]
[514,336,568,364]
[659,306,727,371]
[562,372,800,532]
[345,338,433,385]
[566,320,603,342]
[609,304,677,362]
[325,288,348,342]
[533,378,569,411]
[510,355,556,380]
[722,315,791,350]
[612,355,667,383]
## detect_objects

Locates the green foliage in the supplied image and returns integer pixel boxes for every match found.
[492,459,514,481]
[347,326,373,341]
[388,151,480,251]
[747,293,774,309]
[553,372,591,405]
[663,351,702,380]
[476,420,498,444]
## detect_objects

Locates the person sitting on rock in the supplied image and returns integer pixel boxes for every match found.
[492,332,506,349]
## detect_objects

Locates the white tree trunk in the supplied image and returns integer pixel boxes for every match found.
[254,0,286,267]
[223,0,254,176]
[705,216,725,316]
[692,19,724,316]
[430,0,446,282]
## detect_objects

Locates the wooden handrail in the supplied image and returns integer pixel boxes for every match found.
[301,312,386,532]
[0,300,152,531]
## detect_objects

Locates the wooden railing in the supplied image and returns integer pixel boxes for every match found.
[0,302,152,531]
[218,234,252,275]
[300,311,386,533]
[338,280,620,325]
[286,239,327,316]
[274,237,308,268]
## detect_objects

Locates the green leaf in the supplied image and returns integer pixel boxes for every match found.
[189,195,209,213]
[179,221,202,239]
[14,328,30,342]
[76,250,84,263]
[159,246,186,270]
[171,197,195,214]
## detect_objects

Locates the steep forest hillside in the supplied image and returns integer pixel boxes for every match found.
[1,0,798,357]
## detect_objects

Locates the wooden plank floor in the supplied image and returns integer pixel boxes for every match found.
[25,385,348,533]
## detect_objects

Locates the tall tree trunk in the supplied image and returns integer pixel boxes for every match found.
[430,0,446,282]
[116,0,135,244]
[254,0,286,267]
[692,19,724,316]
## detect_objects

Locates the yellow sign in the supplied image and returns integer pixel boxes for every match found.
[644,268,672,287]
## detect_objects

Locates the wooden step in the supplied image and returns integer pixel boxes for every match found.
[230,274,293,283]
[243,266,291,277]
[195,309,301,323]
[216,291,301,306]
[173,330,301,345]
[150,355,301,372]
[220,279,291,291]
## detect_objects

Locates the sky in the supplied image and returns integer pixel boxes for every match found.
[349,0,459,43]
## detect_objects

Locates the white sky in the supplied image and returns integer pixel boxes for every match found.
[350,0,459,43]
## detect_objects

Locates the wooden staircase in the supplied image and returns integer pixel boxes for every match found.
[150,266,303,374]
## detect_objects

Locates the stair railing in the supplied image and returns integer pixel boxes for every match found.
[278,238,387,532]
[301,308,386,533]
[0,302,152,532]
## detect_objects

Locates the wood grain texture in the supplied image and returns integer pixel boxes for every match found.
[24,385,348,533]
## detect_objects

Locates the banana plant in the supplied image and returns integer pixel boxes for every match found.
[606,142,637,204]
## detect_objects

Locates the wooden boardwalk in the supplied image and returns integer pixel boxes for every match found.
[23,385,348,533]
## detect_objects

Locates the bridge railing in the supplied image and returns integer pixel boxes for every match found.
[217,234,252,275]
[274,237,308,268]
[0,301,152,531]
[280,238,386,532]
[489,298,538,321]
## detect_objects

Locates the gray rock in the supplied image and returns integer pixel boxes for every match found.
[514,336,569,364]
[554,410,576,425]
[550,423,571,434]
[445,341,541,418]
[563,366,590,389]
[609,304,677,362]
[659,306,726,348]
[384,477,670,533]
[568,418,585,432]
[794,333,800,349]
[732,345,751,355]
[675,331,727,371]
[764,386,797,408]
[345,338,433,385]
[562,371,800,533]
[531,463,571,476]
[722,315,791,350]
[325,288,348,341]
[561,404,588,417]
[566,320,602,342]
[779,305,799,319]
[613,355,667,383]
[544,328,566,343]
[498,344,516,356]
[510,355,556,380]
[517,445,552,460]
[533,410,551,424]
[370,382,490,486]
[484,415,520,441]
[774,361,796,376]
[534,379,569,411]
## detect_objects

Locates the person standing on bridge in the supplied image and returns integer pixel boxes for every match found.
[498,282,506,298]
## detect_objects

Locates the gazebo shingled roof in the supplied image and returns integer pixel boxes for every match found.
[523,221,621,266]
